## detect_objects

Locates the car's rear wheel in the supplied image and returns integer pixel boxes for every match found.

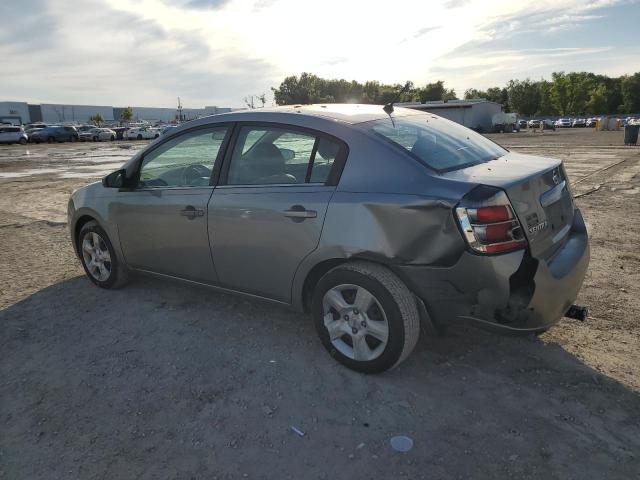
[70,135,76,142]
[110,135,115,141]
[47,136,54,143]
[137,134,142,140]
[312,261,420,373]
[19,138,27,145]
[78,221,128,289]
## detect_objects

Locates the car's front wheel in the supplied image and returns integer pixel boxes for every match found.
[78,221,128,289]
[312,261,420,373]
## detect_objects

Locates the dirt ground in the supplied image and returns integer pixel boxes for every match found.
[1,129,639,479]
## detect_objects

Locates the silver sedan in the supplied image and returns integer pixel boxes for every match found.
[68,105,590,373]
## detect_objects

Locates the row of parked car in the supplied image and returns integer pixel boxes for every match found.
[518,116,638,130]
[0,123,171,145]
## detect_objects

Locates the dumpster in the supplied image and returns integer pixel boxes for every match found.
[624,124,639,145]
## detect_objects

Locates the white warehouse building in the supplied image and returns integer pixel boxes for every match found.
[0,101,238,125]
[39,104,116,123]
[0,101,31,125]
[398,99,503,132]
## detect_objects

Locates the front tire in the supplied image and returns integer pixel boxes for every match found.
[312,261,420,373]
[136,134,142,140]
[19,138,27,145]
[78,221,128,289]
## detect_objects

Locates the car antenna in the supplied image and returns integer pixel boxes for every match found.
[383,81,412,115]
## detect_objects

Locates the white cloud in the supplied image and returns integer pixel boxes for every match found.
[0,0,636,106]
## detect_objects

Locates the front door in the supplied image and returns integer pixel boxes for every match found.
[115,125,230,284]
[209,124,347,302]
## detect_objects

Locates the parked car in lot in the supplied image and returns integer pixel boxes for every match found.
[518,119,528,129]
[556,118,572,128]
[68,105,590,373]
[572,118,587,128]
[124,126,160,140]
[29,125,78,143]
[528,119,541,128]
[586,118,597,128]
[79,128,116,142]
[111,127,129,140]
[24,123,48,131]
[0,125,29,144]
[161,125,179,135]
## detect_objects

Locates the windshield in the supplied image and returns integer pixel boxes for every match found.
[365,114,507,172]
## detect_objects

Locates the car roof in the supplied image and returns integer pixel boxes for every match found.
[212,104,424,125]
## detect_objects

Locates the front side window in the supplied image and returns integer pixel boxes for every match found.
[366,114,507,172]
[138,126,228,188]
[227,126,341,185]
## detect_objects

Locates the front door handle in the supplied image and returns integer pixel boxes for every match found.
[180,205,204,219]
[283,206,317,220]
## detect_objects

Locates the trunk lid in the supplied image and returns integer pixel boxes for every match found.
[442,151,575,259]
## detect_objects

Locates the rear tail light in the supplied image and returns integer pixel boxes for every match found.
[455,188,527,254]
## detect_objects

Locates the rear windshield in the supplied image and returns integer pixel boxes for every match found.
[365,114,507,172]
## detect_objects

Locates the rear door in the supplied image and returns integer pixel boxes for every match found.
[208,123,347,302]
[114,125,231,283]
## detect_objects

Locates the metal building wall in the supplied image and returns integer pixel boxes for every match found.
[40,104,114,123]
[0,101,31,124]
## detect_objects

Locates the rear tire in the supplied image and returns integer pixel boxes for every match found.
[47,136,54,143]
[137,134,142,140]
[19,138,27,145]
[111,135,115,141]
[77,221,129,289]
[312,261,420,373]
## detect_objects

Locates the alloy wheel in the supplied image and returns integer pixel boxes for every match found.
[322,284,389,361]
[81,231,112,282]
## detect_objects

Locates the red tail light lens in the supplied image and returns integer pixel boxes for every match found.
[456,192,527,254]
[473,205,511,223]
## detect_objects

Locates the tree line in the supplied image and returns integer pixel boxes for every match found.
[271,72,640,116]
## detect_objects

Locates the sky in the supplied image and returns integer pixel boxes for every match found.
[1,0,639,108]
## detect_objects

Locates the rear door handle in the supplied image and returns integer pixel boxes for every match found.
[283,206,317,220]
[180,205,204,219]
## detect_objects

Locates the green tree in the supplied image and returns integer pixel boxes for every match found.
[417,81,457,102]
[89,113,104,126]
[270,71,638,113]
[464,88,486,99]
[120,106,134,123]
[537,81,556,116]
[507,79,540,117]
[585,83,609,114]
[621,73,640,113]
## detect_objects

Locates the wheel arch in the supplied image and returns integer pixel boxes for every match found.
[300,258,349,313]
[72,214,99,256]
[296,252,413,313]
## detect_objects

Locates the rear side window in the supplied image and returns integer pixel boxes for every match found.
[226,126,342,185]
[366,114,507,172]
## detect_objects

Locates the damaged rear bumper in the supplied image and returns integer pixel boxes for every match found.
[395,209,590,333]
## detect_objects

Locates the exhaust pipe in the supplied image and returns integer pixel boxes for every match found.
[565,304,589,321]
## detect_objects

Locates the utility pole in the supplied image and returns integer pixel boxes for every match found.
[177,97,183,123]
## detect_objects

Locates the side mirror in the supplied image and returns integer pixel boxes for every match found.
[102,168,133,188]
